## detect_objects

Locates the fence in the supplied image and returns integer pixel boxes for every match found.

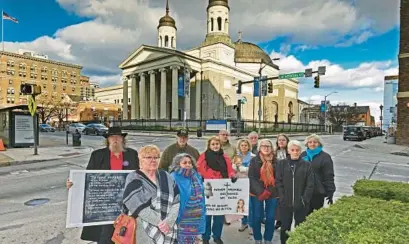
[88,119,327,135]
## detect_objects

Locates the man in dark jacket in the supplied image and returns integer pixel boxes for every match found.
[276,140,314,244]
[159,129,200,171]
[80,127,139,244]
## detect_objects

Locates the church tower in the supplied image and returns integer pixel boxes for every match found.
[157,0,177,49]
[207,0,230,36]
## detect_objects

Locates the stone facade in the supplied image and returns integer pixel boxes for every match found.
[397,0,409,145]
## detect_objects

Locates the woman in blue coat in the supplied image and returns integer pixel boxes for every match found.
[170,153,206,244]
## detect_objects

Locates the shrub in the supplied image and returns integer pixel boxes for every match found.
[288,196,409,244]
[353,179,409,203]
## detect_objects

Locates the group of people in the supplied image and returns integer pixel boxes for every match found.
[66,126,335,244]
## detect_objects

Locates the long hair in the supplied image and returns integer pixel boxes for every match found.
[169,153,197,173]
[276,133,289,150]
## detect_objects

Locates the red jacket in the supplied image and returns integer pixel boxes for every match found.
[197,152,235,179]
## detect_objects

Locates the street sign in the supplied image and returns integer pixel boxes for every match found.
[320,101,326,112]
[318,66,326,75]
[28,96,37,117]
[253,76,268,97]
[279,72,305,79]
[304,68,313,77]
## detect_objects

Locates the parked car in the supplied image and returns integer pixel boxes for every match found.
[83,123,108,136]
[39,124,55,132]
[343,125,365,141]
[67,123,86,134]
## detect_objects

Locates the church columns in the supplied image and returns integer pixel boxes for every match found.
[122,77,128,119]
[149,71,157,119]
[160,68,167,119]
[139,73,147,119]
[171,65,179,119]
[130,74,139,119]
[195,73,201,119]
[184,69,191,120]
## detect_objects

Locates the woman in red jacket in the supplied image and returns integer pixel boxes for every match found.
[197,136,237,244]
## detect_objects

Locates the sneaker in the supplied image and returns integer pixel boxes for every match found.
[224,220,231,225]
[249,227,253,235]
[275,220,281,230]
[214,239,224,244]
[255,241,262,244]
[202,240,210,244]
[261,218,266,225]
[238,224,248,232]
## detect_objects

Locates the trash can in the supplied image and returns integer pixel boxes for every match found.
[196,129,202,138]
[72,130,82,146]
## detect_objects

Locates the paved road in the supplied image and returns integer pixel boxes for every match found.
[0,134,408,244]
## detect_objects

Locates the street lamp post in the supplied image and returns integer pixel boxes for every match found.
[324,91,338,130]
[379,104,383,132]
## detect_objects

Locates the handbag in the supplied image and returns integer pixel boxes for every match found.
[111,213,137,244]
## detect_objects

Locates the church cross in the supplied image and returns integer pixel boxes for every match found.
[224,181,231,196]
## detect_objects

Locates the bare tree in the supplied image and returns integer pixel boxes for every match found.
[54,101,72,129]
[36,95,59,124]
[326,105,362,129]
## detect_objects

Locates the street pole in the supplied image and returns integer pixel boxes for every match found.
[32,95,38,155]
[65,106,69,145]
[380,104,383,132]
[323,91,338,132]
[257,66,263,135]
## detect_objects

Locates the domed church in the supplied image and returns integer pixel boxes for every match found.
[119,0,299,123]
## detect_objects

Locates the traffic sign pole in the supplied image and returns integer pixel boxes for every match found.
[30,95,38,155]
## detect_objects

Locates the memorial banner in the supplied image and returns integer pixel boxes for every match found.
[204,178,249,216]
[66,170,133,228]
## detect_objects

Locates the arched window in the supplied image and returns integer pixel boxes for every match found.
[160,36,163,47]
[165,35,169,47]
[224,18,228,31]
[211,18,214,31]
[217,17,222,31]
[171,37,174,48]
[288,101,293,114]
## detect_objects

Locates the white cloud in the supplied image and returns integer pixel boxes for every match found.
[271,51,398,90]
[3,0,399,87]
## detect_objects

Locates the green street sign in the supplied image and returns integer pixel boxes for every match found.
[279,72,305,79]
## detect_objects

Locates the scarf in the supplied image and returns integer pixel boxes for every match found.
[205,149,228,178]
[303,146,323,162]
[259,153,275,187]
[238,151,253,167]
[122,170,180,244]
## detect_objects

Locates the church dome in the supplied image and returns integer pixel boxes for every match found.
[234,41,274,65]
[158,1,176,30]
[208,0,229,10]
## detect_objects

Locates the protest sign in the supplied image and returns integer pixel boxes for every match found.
[66,170,133,228]
[204,178,249,216]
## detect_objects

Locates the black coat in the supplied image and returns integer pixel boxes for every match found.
[80,147,139,243]
[248,155,278,198]
[275,158,315,209]
[300,150,336,197]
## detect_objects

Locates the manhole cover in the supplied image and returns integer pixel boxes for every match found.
[24,198,50,206]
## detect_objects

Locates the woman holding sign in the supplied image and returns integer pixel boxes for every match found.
[248,139,278,244]
[169,153,206,244]
[197,136,237,244]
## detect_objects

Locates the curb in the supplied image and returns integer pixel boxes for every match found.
[0,146,94,168]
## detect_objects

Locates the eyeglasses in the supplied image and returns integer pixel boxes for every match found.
[143,156,160,161]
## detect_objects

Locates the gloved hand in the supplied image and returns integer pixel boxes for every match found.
[326,195,333,205]
[231,176,238,183]
[258,190,271,201]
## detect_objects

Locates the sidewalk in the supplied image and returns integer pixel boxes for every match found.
[356,136,409,156]
[0,146,93,167]
[124,130,329,139]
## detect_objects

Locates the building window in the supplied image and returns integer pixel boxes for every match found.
[211,18,214,31]
[7,70,15,75]
[30,65,36,72]
[165,36,169,47]
[8,79,12,85]
[41,67,48,73]
[72,87,75,92]
[217,17,222,31]
[43,84,47,89]
[63,86,66,91]
[7,61,14,67]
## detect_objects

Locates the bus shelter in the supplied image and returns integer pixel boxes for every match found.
[0,105,39,148]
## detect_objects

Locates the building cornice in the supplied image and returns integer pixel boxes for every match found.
[0,51,82,69]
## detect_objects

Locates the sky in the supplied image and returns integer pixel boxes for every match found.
[1,0,401,122]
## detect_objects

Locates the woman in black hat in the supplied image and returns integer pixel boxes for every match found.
[66,127,139,244]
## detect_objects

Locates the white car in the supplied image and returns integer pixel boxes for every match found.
[67,123,86,133]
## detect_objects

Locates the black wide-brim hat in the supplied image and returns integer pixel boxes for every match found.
[103,126,128,138]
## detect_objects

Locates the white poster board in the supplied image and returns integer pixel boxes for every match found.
[14,115,34,144]
[204,178,249,216]
[66,170,134,228]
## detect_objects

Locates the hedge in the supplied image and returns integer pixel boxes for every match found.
[287,196,409,244]
[353,179,409,203]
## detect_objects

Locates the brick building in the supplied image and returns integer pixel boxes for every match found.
[397,0,409,144]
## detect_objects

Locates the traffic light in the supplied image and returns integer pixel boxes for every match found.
[20,84,33,94]
[314,75,320,88]
[268,82,273,93]
[237,80,242,94]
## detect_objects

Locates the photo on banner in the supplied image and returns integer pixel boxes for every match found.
[66,170,134,228]
[204,178,249,216]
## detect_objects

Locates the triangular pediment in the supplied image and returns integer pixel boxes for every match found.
[119,45,174,69]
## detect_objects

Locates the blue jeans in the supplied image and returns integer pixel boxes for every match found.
[203,215,224,241]
[241,197,254,227]
[250,196,278,241]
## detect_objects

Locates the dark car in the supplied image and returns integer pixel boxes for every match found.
[39,124,56,132]
[83,123,108,136]
[343,125,365,141]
